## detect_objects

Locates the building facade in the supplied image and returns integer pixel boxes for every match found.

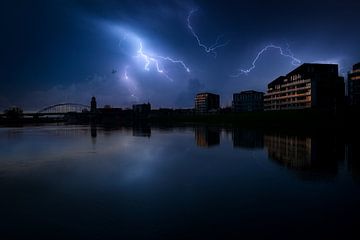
[348,62,360,106]
[232,90,264,112]
[133,103,151,119]
[264,63,344,111]
[195,92,220,113]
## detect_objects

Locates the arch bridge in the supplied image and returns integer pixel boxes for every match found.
[37,103,90,114]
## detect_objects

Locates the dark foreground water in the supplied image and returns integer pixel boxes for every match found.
[0,124,359,239]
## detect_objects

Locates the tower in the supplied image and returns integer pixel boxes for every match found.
[91,96,97,113]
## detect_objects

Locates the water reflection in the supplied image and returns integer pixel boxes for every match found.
[346,139,360,182]
[2,125,359,182]
[194,126,220,147]
[264,134,313,169]
[132,125,151,137]
[193,127,360,181]
[232,128,264,149]
[91,124,97,138]
[264,133,344,180]
[1,125,360,239]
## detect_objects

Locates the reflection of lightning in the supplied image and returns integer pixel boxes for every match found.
[232,44,301,77]
[135,40,190,81]
[187,9,229,57]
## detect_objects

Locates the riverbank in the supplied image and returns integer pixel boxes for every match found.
[1,108,360,130]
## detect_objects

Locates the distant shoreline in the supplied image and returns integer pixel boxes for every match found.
[1,108,360,130]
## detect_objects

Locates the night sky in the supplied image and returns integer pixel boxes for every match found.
[1,0,360,110]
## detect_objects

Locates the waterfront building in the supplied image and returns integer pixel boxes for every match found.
[195,92,220,113]
[264,63,345,111]
[232,90,264,112]
[133,103,151,113]
[133,103,151,119]
[348,62,360,106]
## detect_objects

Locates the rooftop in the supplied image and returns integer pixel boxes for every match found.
[196,92,220,96]
[235,90,265,95]
[268,63,339,87]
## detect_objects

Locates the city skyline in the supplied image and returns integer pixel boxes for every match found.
[1,61,354,112]
[1,0,360,110]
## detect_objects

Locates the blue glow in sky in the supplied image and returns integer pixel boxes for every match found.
[1,0,360,110]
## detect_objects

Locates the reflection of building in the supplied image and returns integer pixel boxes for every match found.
[195,127,220,147]
[265,134,312,169]
[264,64,345,111]
[195,92,220,113]
[232,129,264,149]
[264,133,343,180]
[346,139,360,182]
[348,62,360,106]
[90,124,97,138]
[132,125,151,137]
[232,90,264,112]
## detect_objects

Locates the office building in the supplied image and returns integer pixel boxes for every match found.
[232,90,264,112]
[264,63,345,111]
[195,92,220,113]
[348,62,360,106]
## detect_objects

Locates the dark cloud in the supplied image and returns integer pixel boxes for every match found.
[175,78,205,107]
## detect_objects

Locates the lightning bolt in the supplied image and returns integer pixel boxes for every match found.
[135,40,190,81]
[232,44,301,77]
[157,56,190,73]
[137,41,164,73]
[187,9,229,57]
[111,25,191,81]
[120,65,139,100]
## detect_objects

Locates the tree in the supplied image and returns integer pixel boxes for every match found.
[4,106,23,120]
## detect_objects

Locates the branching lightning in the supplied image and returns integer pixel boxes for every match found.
[110,25,190,82]
[135,40,190,81]
[137,41,164,73]
[232,44,301,77]
[187,9,229,57]
[157,56,190,73]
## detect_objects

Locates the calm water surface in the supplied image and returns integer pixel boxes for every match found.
[0,125,359,239]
